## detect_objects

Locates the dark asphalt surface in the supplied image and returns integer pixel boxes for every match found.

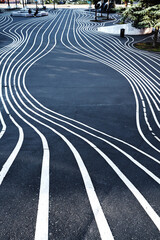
[0,8,160,240]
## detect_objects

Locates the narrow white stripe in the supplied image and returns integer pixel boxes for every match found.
[96,148,160,231]
[66,138,114,240]
[0,111,6,138]
[9,10,114,240]
[15,9,160,233]
[4,9,160,239]
[34,148,50,240]
[0,115,24,185]
[62,13,160,152]
[154,136,160,142]
[0,16,51,240]
[7,11,113,239]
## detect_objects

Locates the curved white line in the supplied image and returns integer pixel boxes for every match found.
[0,114,24,185]
[64,10,160,151]
[6,10,115,240]
[0,111,6,139]
[10,9,160,233]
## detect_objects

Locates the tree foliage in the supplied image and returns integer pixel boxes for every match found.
[122,0,129,7]
[121,1,160,46]
[122,3,160,29]
[139,0,160,7]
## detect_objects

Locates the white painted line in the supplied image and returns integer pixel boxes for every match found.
[0,16,51,240]
[34,147,50,240]
[2,8,160,239]
[0,111,6,139]
[0,114,24,185]
[17,8,159,235]
[12,9,160,233]
[7,10,114,239]
[63,11,160,152]
[63,135,114,240]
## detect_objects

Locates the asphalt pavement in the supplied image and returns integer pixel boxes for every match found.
[0,8,160,240]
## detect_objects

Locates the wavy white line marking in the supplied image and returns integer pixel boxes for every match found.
[63,10,160,152]
[9,9,160,233]
[5,10,114,240]
[0,15,52,240]
[0,111,6,139]
[77,26,160,142]
[2,9,160,239]
[0,114,24,185]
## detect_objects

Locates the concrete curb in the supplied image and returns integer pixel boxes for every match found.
[98,23,153,36]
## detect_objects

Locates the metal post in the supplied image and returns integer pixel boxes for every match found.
[101,0,103,17]
[120,28,125,37]
[22,0,25,8]
[95,6,97,21]
[7,0,10,8]
[88,1,91,12]
[107,0,109,19]
[53,0,55,10]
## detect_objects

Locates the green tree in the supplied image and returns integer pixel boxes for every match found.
[139,0,160,7]
[122,3,160,47]
[130,0,133,6]
[122,0,129,7]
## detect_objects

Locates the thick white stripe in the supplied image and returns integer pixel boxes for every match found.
[0,115,24,185]
[14,9,160,233]
[34,144,50,240]
[62,11,160,152]
[7,10,114,239]
[0,16,51,240]
[3,9,160,239]
[0,111,6,139]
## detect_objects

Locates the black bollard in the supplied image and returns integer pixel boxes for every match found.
[120,28,125,37]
